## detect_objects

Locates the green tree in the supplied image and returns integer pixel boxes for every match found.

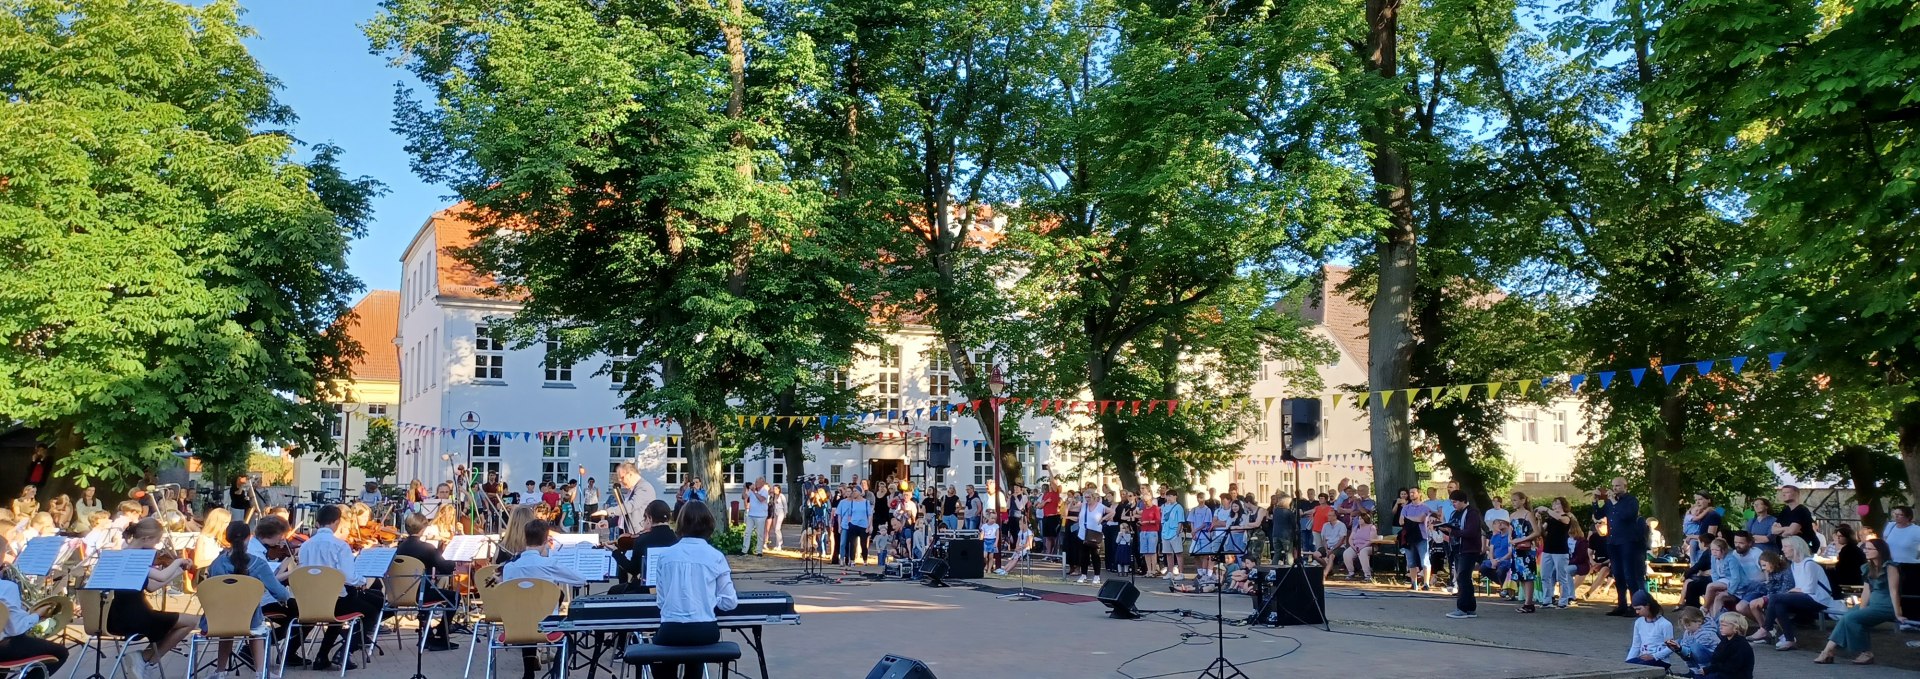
[0,0,377,488]
[370,0,872,525]
[348,417,398,484]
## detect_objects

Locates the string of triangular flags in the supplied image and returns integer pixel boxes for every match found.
[397,350,1785,444]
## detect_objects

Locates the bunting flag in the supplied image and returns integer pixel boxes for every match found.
[1729,356,1748,374]
[1695,359,1714,377]
[1768,352,1786,370]
[1661,364,1684,383]
[1568,374,1587,393]
[1517,380,1533,397]
[1597,371,1615,390]
[1486,382,1503,399]
[1630,368,1647,386]
[1330,394,1343,410]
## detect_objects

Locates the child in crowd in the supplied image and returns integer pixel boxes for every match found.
[980,518,1001,573]
[995,518,1034,575]
[1114,524,1136,576]
[1665,606,1721,678]
[1735,551,1792,635]
[1626,592,1674,670]
[1480,518,1515,598]
[873,519,897,571]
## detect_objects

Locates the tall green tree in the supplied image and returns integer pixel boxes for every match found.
[370,0,872,524]
[0,0,377,487]
[343,416,399,484]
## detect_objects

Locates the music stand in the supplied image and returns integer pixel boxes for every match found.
[1192,528,1250,679]
[997,531,1039,602]
[771,524,838,586]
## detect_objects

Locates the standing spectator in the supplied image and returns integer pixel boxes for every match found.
[1041,483,1062,555]
[836,486,872,571]
[1192,498,1221,574]
[1508,492,1540,613]
[963,485,983,530]
[1139,493,1162,575]
[1684,493,1723,564]
[1883,506,1920,564]
[1601,477,1645,617]
[1773,485,1819,554]
[766,484,785,551]
[583,477,602,523]
[1440,490,1484,619]
[1539,497,1579,607]
[1063,490,1084,577]
[1074,486,1109,585]
[1399,489,1434,591]
[743,478,769,555]
[941,486,961,531]
[1746,498,1779,553]
[1159,489,1186,579]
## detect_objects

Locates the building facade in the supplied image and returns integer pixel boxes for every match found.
[295,290,401,497]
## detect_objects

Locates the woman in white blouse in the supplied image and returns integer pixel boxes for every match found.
[646,502,737,679]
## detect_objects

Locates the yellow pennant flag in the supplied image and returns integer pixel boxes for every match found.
[735,415,747,426]
[1400,388,1418,404]
[1454,385,1473,401]
[1330,393,1343,410]
[1516,380,1532,397]
[1486,382,1503,399]
[1263,396,1276,412]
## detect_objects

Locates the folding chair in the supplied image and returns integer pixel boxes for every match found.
[481,579,566,679]
[277,567,364,678]
[186,575,271,679]
[0,606,61,679]
[65,590,142,679]
[461,564,502,678]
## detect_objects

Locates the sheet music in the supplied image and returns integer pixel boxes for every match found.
[443,535,493,563]
[85,549,156,590]
[645,547,660,584]
[415,500,445,517]
[558,548,614,581]
[353,546,398,579]
[551,533,599,549]
[13,536,69,577]
[165,532,198,551]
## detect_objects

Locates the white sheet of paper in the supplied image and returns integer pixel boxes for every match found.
[551,533,599,549]
[85,549,156,591]
[13,536,69,577]
[353,546,398,579]
[644,547,660,584]
[443,535,492,562]
[563,549,614,581]
[166,532,198,551]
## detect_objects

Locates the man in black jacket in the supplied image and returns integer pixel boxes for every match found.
[395,514,459,650]
[609,500,680,594]
[1439,490,1483,619]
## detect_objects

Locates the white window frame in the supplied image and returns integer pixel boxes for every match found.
[1552,411,1568,443]
[474,325,505,381]
[972,442,994,486]
[925,349,952,422]
[663,437,688,487]
[609,346,637,386]
[544,336,573,383]
[366,404,389,418]
[771,459,786,485]
[1522,410,1539,443]
[725,462,745,486]
[319,467,343,492]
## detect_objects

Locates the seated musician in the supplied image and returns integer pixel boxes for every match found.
[495,506,539,565]
[0,537,67,677]
[204,520,292,679]
[609,500,679,594]
[115,519,201,679]
[299,505,386,671]
[644,502,738,679]
[500,520,584,679]
[250,516,305,665]
[394,514,459,651]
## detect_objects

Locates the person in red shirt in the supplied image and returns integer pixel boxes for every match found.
[1139,496,1163,576]
[1041,482,1062,555]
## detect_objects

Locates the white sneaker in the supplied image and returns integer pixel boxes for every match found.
[1075,575,1087,583]
[1091,576,1102,585]
[132,659,161,679]
[994,569,1007,575]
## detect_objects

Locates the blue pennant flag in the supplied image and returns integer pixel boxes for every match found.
[1630,368,1647,386]
[1662,364,1684,383]
[1568,374,1588,392]
[1767,352,1786,370]
[1540,376,1557,389]
[1597,371,1615,390]
[1695,359,1714,376]
[1729,356,1748,374]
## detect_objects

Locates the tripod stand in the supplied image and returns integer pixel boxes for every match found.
[997,529,1039,601]
[771,523,839,585]
[1194,528,1248,679]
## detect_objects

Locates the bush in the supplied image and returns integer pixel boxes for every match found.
[709,523,747,555]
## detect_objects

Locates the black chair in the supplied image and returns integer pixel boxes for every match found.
[623,641,742,679]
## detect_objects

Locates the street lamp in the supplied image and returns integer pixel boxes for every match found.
[986,365,1009,517]
[337,401,361,503]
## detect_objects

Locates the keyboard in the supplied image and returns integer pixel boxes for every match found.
[545,590,798,633]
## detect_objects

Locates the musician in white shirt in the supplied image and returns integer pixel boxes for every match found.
[0,538,66,674]
[500,520,584,679]
[300,505,385,671]
[644,502,738,679]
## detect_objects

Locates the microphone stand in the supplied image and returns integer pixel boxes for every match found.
[1195,527,1249,679]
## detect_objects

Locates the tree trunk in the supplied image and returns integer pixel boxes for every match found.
[683,415,729,529]
[1420,405,1492,509]
[1839,443,1887,528]
[1900,402,1920,510]
[1646,390,1687,549]
[1362,0,1419,510]
[775,388,810,524]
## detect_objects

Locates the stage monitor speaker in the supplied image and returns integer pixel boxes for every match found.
[1096,579,1142,619]
[926,425,953,468]
[1254,565,1326,626]
[944,538,984,579]
[864,654,938,679]
[1283,398,1323,461]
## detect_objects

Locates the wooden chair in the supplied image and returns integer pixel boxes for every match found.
[187,575,270,679]
[277,566,364,678]
[65,589,141,679]
[377,556,448,655]
[480,579,565,679]
[0,606,61,679]
[461,564,503,678]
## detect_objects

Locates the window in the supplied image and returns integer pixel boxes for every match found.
[771,459,786,485]
[319,467,342,492]
[1521,411,1539,443]
[830,464,844,483]
[663,437,688,486]
[544,336,573,383]
[474,325,505,380]
[825,367,850,393]
[468,433,502,479]
[538,434,572,486]
[1015,444,1037,485]
[925,349,952,422]
[1254,415,1269,442]
[973,442,995,485]
[607,434,637,478]
[366,404,389,418]
[609,346,637,386]
[1552,411,1568,443]
[1525,472,1540,483]
[330,405,346,438]
[725,462,745,486]
[876,370,901,414]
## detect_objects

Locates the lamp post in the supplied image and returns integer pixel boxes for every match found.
[337,401,360,504]
[986,365,1009,518]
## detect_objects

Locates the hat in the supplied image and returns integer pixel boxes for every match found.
[1632,591,1655,608]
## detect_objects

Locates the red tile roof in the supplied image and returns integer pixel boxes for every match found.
[343,290,399,382]
[424,204,513,301]
[1308,265,1371,369]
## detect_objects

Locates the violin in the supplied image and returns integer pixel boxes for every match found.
[152,544,188,569]
[263,539,296,563]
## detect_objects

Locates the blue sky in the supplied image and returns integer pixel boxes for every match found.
[242,1,440,293]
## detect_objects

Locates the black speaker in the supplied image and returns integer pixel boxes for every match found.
[864,654,937,679]
[1283,398,1323,461]
[944,538,984,579]
[1253,565,1325,626]
[926,425,952,468]
[1096,579,1141,619]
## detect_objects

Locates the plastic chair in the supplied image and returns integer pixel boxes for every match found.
[65,590,142,679]
[462,564,503,678]
[0,605,61,679]
[377,556,447,654]
[187,575,271,679]
[481,579,565,679]
[277,566,363,678]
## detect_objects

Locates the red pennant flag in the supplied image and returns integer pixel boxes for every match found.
[1022,398,1035,407]
[1147,399,1162,414]
[1167,399,1181,412]
[1098,400,1113,414]
[1129,400,1142,415]
[955,402,971,415]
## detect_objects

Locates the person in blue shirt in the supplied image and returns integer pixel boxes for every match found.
[1601,477,1645,616]
[1158,490,1186,579]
